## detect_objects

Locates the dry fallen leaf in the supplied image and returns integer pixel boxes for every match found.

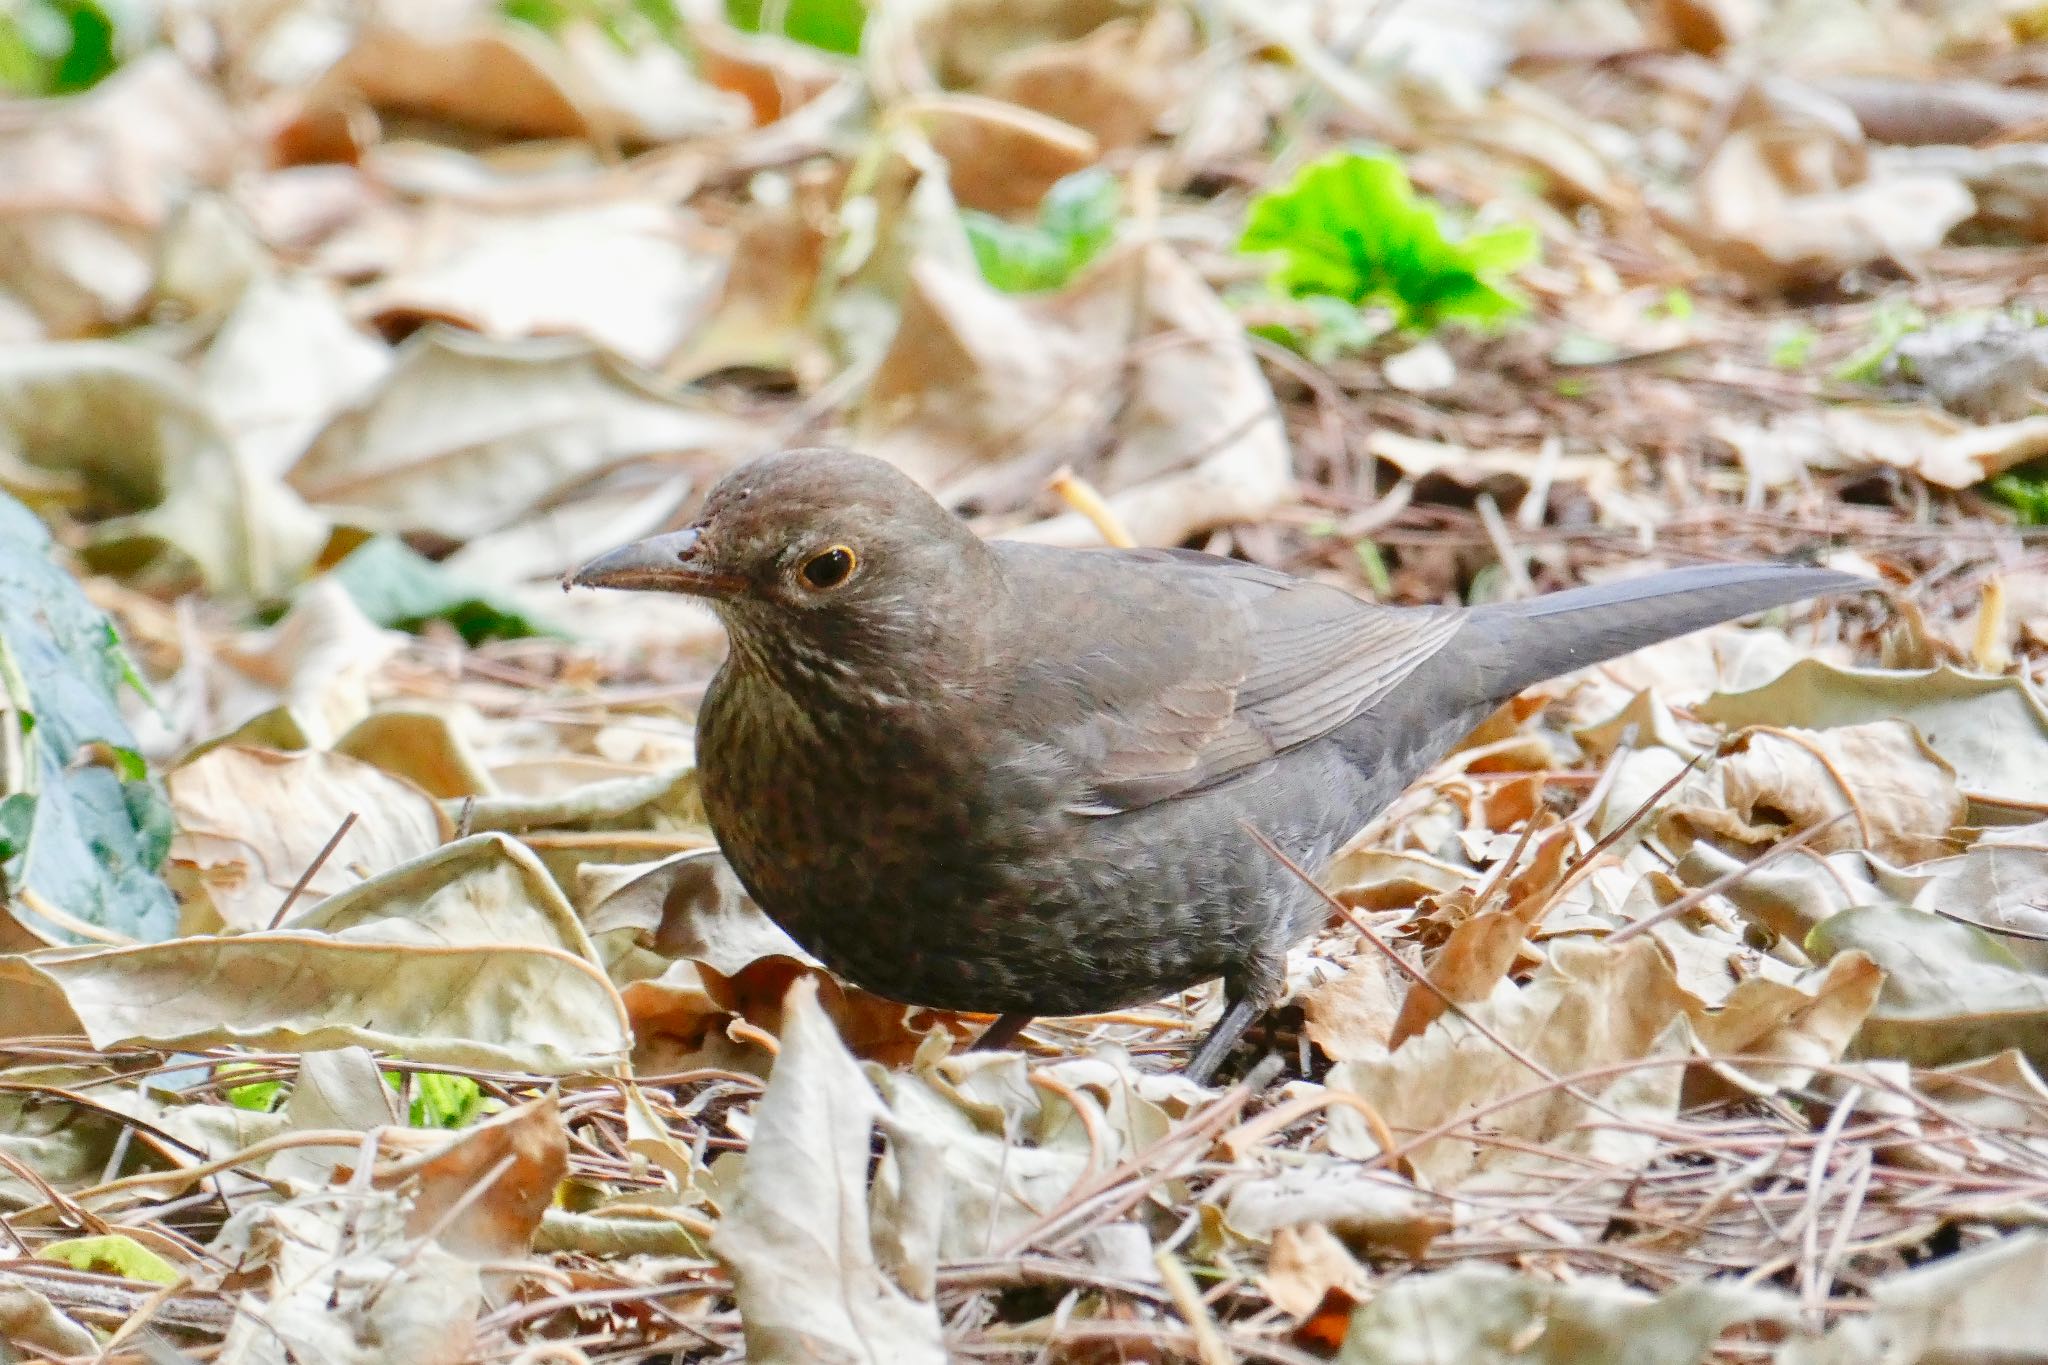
[168,745,450,931]
[711,976,947,1364]
[858,240,1293,546]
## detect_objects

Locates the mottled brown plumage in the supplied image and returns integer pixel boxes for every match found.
[569,448,1864,1081]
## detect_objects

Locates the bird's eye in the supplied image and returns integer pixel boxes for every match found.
[799,545,857,590]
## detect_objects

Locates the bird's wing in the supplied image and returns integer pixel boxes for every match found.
[993,545,1464,815]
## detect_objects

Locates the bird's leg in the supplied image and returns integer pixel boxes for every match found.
[1184,993,1266,1086]
[972,1012,1034,1052]
[1184,946,1289,1086]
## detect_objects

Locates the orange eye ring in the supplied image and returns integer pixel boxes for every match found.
[799,545,857,590]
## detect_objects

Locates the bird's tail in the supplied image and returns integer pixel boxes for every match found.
[1464,563,1868,702]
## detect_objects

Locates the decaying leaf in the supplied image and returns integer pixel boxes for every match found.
[0,835,631,1072]
[288,328,746,544]
[168,745,450,931]
[1339,1261,1795,1365]
[1700,659,2048,820]
[858,239,1292,547]
[711,976,947,1364]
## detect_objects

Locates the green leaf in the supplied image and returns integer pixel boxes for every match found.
[965,168,1120,294]
[387,1069,487,1129]
[725,0,866,54]
[1831,300,1926,384]
[0,490,175,943]
[501,0,686,51]
[1238,151,1537,334]
[219,1061,285,1113]
[1990,468,2048,525]
[329,537,558,647]
[38,1234,181,1285]
[1769,322,1818,370]
[0,0,121,96]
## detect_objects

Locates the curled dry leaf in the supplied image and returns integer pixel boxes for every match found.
[1699,658,2048,820]
[623,955,954,1075]
[0,53,236,335]
[1780,1232,2048,1365]
[1682,949,1884,1101]
[1675,93,1972,289]
[578,849,800,976]
[196,580,407,751]
[0,1284,95,1358]
[332,709,496,800]
[1301,951,1403,1062]
[1339,1261,1796,1365]
[305,14,744,144]
[354,203,726,369]
[1812,904,2048,1071]
[1718,404,2048,491]
[858,241,1292,547]
[373,1094,569,1261]
[1259,1222,1372,1323]
[1911,823,2048,971]
[211,1191,482,1365]
[1683,720,1964,865]
[0,342,330,595]
[1222,1165,1449,1260]
[711,975,947,1365]
[167,745,450,932]
[288,328,746,545]
[907,94,1099,214]
[0,835,629,1074]
[979,7,1196,150]
[1332,937,1693,1189]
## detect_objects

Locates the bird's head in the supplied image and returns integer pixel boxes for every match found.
[566,448,999,692]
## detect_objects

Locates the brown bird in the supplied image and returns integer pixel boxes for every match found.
[569,448,1863,1082]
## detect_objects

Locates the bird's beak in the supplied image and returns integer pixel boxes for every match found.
[563,528,749,598]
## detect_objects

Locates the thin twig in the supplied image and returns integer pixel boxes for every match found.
[267,811,358,930]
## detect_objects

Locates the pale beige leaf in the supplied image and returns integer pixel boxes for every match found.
[577,849,801,976]
[1223,1166,1448,1259]
[1700,659,2048,820]
[856,240,1291,548]
[288,327,745,541]
[212,1193,481,1365]
[1331,938,1692,1189]
[355,203,723,368]
[0,342,328,594]
[711,976,946,1365]
[0,1284,95,1357]
[375,1095,567,1260]
[1812,904,2048,1070]
[0,836,629,1073]
[168,745,450,931]
[1780,1232,2048,1364]
[1260,1222,1371,1320]
[1704,720,1963,864]
[1339,1262,1794,1365]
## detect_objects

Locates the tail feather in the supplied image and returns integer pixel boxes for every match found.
[1466,563,1868,702]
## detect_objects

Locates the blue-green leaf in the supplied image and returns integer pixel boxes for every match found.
[966,168,1120,294]
[330,537,559,647]
[0,491,175,942]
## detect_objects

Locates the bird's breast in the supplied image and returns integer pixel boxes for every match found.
[697,665,1074,999]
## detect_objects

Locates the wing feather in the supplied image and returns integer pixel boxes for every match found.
[993,544,1463,815]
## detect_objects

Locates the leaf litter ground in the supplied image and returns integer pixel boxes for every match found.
[5,1,2048,1362]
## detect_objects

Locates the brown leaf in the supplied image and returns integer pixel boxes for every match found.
[374,1095,568,1261]
[1260,1222,1371,1321]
